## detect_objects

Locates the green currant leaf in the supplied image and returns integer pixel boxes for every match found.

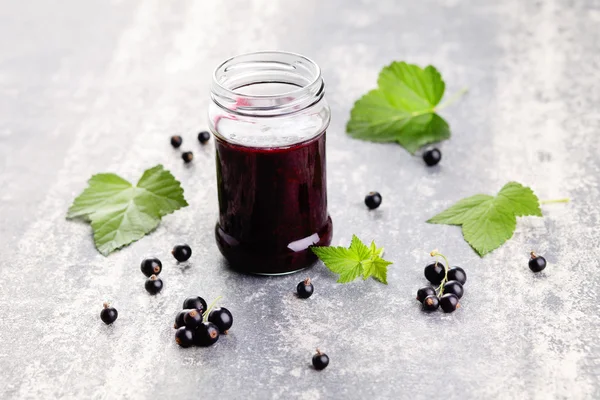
[67,165,188,255]
[346,61,452,154]
[427,182,542,256]
[311,235,393,284]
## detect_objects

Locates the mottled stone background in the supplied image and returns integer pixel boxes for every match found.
[0,0,599,399]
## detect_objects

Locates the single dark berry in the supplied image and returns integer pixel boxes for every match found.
[416,286,437,303]
[175,327,195,348]
[170,135,183,148]
[422,295,440,312]
[364,191,382,210]
[145,275,163,295]
[424,262,446,285]
[195,322,220,347]
[529,252,547,272]
[423,148,442,166]
[100,302,118,325]
[447,266,467,285]
[174,310,190,329]
[208,307,233,333]
[183,309,203,329]
[297,278,314,299]
[172,244,192,262]
[182,296,207,314]
[440,293,460,313]
[443,280,464,299]
[140,257,162,277]
[181,151,194,163]
[198,131,210,144]
[312,349,329,370]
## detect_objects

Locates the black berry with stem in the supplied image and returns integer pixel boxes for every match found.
[140,257,162,277]
[183,309,203,329]
[443,280,464,299]
[172,244,192,262]
[416,286,436,303]
[174,310,190,329]
[440,293,460,313]
[208,307,233,334]
[100,302,118,325]
[424,262,446,285]
[447,266,467,285]
[175,327,195,348]
[422,295,439,312]
[529,252,547,272]
[170,135,183,148]
[195,322,220,347]
[423,148,442,166]
[312,349,329,370]
[364,191,382,209]
[297,278,314,299]
[182,296,207,313]
[198,131,210,144]
[145,275,163,295]
[181,151,194,163]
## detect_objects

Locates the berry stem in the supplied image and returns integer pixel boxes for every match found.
[202,296,223,322]
[539,198,570,204]
[436,87,469,112]
[430,250,450,297]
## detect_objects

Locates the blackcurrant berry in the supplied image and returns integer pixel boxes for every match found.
[198,131,211,144]
[422,295,440,312]
[424,262,446,285]
[440,293,460,313]
[174,310,190,329]
[416,286,437,303]
[529,252,547,272]
[364,191,382,209]
[208,307,233,333]
[181,151,194,163]
[423,148,442,166]
[195,322,220,347]
[172,244,192,262]
[183,309,203,329]
[443,280,464,299]
[447,266,467,285]
[182,296,207,313]
[170,135,183,148]
[145,275,163,295]
[100,302,118,325]
[297,278,314,299]
[312,349,329,370]
[175,327,195,348]
[140,257,162,277]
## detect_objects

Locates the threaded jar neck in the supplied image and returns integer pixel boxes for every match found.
[211,51,324,117]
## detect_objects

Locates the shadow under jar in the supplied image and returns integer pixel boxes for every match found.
[209,51,333,275]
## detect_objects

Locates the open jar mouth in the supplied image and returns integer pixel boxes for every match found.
[211,51,325,117]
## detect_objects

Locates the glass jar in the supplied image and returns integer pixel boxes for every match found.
[209,51,332,275]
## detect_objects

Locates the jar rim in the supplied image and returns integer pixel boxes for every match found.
[211,51,324,116]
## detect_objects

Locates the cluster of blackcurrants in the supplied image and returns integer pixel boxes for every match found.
[173,296,233,348]
[170,131,211,163]
[417,261,466,313]
[140,244,193,295]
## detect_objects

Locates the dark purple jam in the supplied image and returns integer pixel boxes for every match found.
[214,131,332,274]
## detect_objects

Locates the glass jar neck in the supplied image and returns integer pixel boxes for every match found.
[211,51,325,117]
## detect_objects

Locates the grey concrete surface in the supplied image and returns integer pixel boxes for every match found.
[1,0,599,399]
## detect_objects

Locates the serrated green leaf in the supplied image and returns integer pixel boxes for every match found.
[311,246,363,283]
[311,236,393,284]
[346,61,451,154]
[427,182,542,257]
[67,165,188,256]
